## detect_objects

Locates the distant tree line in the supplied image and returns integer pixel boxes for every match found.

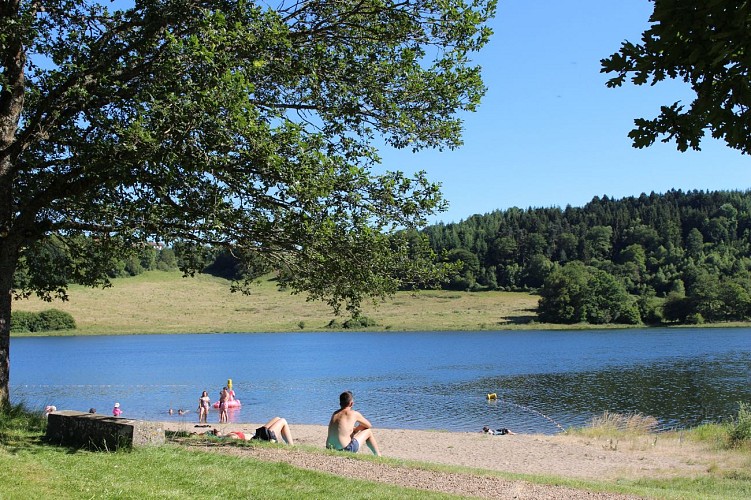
[422,189,751,325]
[12,237,274,291]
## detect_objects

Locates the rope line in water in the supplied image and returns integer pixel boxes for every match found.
[494,398,565,432]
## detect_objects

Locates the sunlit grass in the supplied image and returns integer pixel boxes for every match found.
[12,270,549,335]
[3,406,751,499]
[575,410,659,437]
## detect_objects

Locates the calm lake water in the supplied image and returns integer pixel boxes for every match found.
[10,328,751,434]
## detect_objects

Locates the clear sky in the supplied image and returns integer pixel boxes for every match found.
[378,0,751,224]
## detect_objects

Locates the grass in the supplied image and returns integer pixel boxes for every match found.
[13,270,751,336]
[571,410,660,438]
[10,270,556,335]
[3,407,751,499]
[1,443,464,499]
[0,407,457,500]
[560,411,751,499]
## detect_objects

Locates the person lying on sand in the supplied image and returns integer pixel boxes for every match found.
[482,426,515,435]
[253,416,295,444]
[204,417,294,444]
[207,428,250,440]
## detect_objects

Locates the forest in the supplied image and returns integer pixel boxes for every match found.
[16,189,751,327]
[423,189,751,325]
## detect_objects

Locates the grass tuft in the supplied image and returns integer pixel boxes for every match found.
[728,401,751,450]
[581,411,659,437]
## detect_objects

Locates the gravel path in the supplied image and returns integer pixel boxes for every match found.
[160,420,745,499]
[191,443,641,499]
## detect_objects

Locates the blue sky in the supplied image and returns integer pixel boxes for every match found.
[378,1,751,224]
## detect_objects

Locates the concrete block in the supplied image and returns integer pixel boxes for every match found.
[46,410,165,450]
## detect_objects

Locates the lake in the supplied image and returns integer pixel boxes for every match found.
[9,328,751,434]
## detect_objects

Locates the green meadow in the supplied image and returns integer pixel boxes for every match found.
[12,270,559,335]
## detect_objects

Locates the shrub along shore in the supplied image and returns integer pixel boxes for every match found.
[13,270,751,336]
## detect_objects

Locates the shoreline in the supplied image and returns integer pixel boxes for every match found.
[13,321,751,338]
[157,419,742,481]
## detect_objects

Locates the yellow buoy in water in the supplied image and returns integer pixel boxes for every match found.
[486,393,497,400]
[227,378,233,390]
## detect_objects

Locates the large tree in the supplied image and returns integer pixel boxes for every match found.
[601,0,751,154]
[0,0,495,409]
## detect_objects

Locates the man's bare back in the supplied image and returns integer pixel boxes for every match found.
[326,391,381,456]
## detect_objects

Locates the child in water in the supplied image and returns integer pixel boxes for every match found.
[112,402,122,417]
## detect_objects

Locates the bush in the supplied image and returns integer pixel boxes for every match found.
[9,311,37,333]
[11,309,76,333]
[685,312,705,325]
[38,309,76,331]
[728,402,751,448]
[342,316,377,329]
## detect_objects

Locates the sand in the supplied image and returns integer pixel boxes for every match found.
[158,419,747,499]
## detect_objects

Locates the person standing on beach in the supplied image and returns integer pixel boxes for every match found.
[219,386,229,423]
[326,390,381,456]
[198,391,211,423]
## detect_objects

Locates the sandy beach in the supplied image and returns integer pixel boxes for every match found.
[159,419,747,499]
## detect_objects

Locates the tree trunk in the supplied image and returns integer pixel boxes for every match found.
[0,233,16,412]
[0,1,25,412]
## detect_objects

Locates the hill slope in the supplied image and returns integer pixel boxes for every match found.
[12,271,549,335]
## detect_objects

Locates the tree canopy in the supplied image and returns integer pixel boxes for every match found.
[601,0,751,154]
[423,189,751,324]
[0,0,495,409]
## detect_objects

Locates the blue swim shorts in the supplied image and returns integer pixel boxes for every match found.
[343,438,360,453]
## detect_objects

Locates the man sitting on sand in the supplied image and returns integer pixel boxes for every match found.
[326,391,380,456]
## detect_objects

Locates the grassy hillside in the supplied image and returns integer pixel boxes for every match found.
[9,271,568,335]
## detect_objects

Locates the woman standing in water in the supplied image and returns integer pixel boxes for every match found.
[219,386,229,423]
[198,390,211,423]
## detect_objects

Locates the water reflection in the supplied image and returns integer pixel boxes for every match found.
[10,328,751,434]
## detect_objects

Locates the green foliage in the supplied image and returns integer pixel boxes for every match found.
[728,402,751,448]
[601,0,751,154]
[10,309,75,333]
[637,294,664,325]
[538,262,640,324]
[663,292,692,323]
[4,0,495,310]
[1,0,496,405]
[685,312,705,325]
[424,189,751,325]
[342,316,377,329]
[325,316,377,329]
[0,403,47,446]
[445,248,480,290]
